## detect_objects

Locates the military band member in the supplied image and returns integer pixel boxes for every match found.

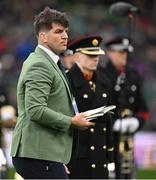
[67,35,114,179]
[0,86,9,179]
[97,37,149,179]
[0,85,16,178]
[61,49,75,72]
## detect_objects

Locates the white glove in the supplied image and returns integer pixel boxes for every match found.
[113,117,139,133]
[0,148,6,166]
[108,163,115,179]
[1,105,16,121]
[107,163,115,171]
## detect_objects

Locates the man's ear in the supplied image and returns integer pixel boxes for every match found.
[39,32,47,43]
[74,53,80,63]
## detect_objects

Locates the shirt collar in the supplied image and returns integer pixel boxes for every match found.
[38,44,59,64]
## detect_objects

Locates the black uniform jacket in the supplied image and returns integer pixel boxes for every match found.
[97,59,149,179]
[98,61,149,127]
[67,64,114,179]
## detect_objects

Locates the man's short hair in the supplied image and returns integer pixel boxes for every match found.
[33,6,69,36]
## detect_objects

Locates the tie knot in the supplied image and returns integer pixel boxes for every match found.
[57,60,63,69]
[57,60,66,74]
[57,60,73,95]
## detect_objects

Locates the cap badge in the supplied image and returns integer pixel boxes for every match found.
[123,38,129,45]
[92,39,99,46]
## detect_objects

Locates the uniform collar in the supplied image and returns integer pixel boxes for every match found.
[38,44,59,64]
[68,64,93,88]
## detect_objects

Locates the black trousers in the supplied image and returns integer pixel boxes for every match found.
[12,157,68,179]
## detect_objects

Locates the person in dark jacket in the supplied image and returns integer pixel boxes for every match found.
[67,35,114,179]
[61,49,75,72]
[97,37,149,179]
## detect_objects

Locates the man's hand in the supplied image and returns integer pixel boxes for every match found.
[113,117,139,133]
[71,113,95,130]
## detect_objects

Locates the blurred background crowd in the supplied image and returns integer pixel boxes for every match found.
[0,0,156,178]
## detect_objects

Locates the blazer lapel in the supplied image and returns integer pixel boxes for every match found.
[35,47,73,99]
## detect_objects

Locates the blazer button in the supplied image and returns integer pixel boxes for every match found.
[103,145,107,150]
[91,164,96,168]
[90,146,95,150]
[103,164,107,168]
[103,127,107,132]
[83,94,88,98]
[90,128,94,132]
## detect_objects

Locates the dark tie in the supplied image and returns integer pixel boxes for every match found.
[57,60,67,77]
[57,60,73,92]
[57,60,79,114]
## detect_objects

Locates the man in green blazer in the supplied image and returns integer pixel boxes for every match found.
[11,7,94,179]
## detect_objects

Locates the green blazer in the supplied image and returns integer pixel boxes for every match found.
[11,47,74,164]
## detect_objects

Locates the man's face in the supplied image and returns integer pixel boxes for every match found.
[40,23,68,54]
[107,50,128,70]
[76,53,100,72]
[63,55,75,70]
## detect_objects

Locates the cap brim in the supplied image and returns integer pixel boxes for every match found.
[109,44,133,52]
[80,49,105,55]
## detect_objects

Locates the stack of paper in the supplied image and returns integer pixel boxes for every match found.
[85,105,116,121]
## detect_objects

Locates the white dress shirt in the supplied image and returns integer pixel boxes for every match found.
[38,44,59,64]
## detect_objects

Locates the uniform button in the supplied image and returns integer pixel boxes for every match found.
[91,164,96,168]
[129,97,134,103]
[90,128,94,132]
[102,93,107,98]
[0,95,6,102]
[103,145,107,150]
[90,146,95,150]
[103,164,107,168]
[83,94,88,98]
[114,85,121,91]
[131,85,137,91]
[103,127,107,132]
[89,81,93,85]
